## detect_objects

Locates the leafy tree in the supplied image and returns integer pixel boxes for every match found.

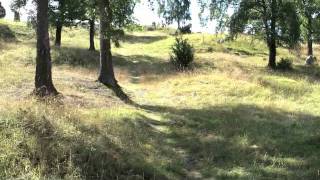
[49,0,86,47]
[97,0,136,88]
[10,0,27,21]
[152,0,191,29]
[34,0,58,96]
[297,0,320,56]
[0,2,6,18]
[229,0,301,69]
[198,0,236,33]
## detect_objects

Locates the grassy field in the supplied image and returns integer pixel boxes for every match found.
[0,19,320,180]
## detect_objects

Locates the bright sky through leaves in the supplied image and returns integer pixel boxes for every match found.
[1,0,217,33]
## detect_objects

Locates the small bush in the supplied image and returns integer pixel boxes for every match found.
[277,58,293,71]
[170,37,194,70]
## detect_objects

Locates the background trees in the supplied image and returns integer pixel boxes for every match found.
[49,0,86,47]
[152,0,191,30]
[297,0,320,57]
[198,0,236,33]
[229,0,301,69]
[10,0,26,21]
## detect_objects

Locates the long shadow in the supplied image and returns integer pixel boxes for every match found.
[52,46,175,82]
[52,46,100,69]
[288,65,320,82]
[123,34,168,44]
[134,103,320,179]
[113,54,175,83]
[18,108,169,180]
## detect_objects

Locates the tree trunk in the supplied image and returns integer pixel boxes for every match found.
[268,38,277,69]
[34,0,58,96]
[55,22,62,47]
[89,18,96,51]
[98,0,117,87]
[268,0,277,69]
[307,15,313,56]
[14,11,20,21]
[177,19,181,30]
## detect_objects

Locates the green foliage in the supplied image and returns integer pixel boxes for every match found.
[99,0,137,40]
[49,0,87,27]
[278,2,301,48]
[170,36,194,69]
[229,0,301,47]
[10,0,26,11]
[111,0,137,29]
[297,0,320,42]
[198,0,237,33]
[152,0,191,29]
[277,58,293,71]
[0,2,5,18]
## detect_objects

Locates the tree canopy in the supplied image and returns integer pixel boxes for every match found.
[152,0,191,29]
[0,2,6,18]
[229,0,301,68]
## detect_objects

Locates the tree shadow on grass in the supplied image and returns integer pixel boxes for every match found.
[52,46,100,69]
[17,108,169,180]
[133,103,320,179]
[113,54,175,83]
[289,65,320,82]
[52,46,175,83]
[123,34,168,44]
[0,24,17,42]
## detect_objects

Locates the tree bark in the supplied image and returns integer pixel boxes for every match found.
[98,0,117,87]
[307,15,313,56]
[268,37,277,69]
[55,22,62,47]
[268,0,277,69]
[34,0,58,96]
[89,18,96,51]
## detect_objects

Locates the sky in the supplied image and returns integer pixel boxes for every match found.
[1,0,216,33]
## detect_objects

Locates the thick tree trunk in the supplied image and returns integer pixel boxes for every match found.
[89,18,96,51]
[98,0,117,87]
[307,16,313,56]
[14,11,20,21]
[55,22,62,47]
[268,0,277,69]
[307,38,313,56]
[34,0,58,96]
[268,38,277,69]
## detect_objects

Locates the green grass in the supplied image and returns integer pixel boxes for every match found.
[0,19,320,179]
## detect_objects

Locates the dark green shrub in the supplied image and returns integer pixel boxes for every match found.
[170,37,194,70]
[277,58,293,71]
[0,2,5,18]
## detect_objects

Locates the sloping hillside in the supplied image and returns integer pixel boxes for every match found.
[0,20,320,179]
